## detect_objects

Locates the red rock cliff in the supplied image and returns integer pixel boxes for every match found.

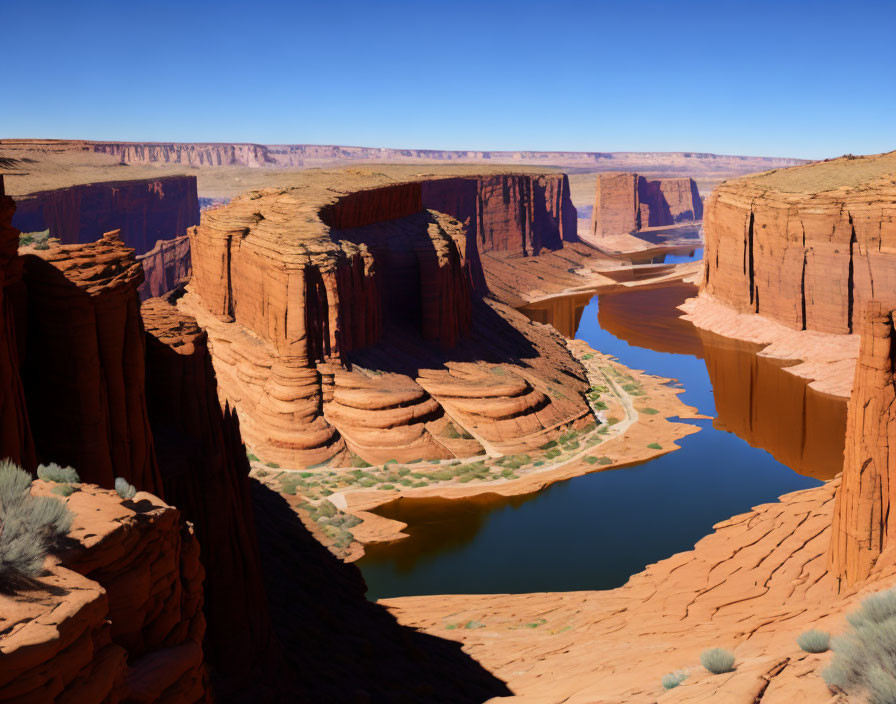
[137,234,191,300]
[11,175,200,256]
[701,151,896,335]
[829,302,896,585]
[590,171,702,238]
[19,231,163,494]
[142,298,280,692]
[0,482,210,703]
[0,176,34,467]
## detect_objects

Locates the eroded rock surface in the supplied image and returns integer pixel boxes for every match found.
[0,483,210,704]
[138,235,191,300]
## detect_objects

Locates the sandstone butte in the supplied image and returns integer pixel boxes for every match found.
[683,150,896,398]
[589,171,703,239]
[178,170,601,469]
[377,152,896,703]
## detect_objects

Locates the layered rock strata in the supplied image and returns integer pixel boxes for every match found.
[19,230,162,493]
[183,173,590,467]
[11,176,200,256]
[0,483,210,703]
[701,151,896,335]
[590,171,702,238]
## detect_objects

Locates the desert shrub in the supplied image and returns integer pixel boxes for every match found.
[0,460,73,589]
[19,229,50,249]
[379,483,396,490]
[247,452,260,462]
[797,629,830,653]
[51,485,75,497]
[607,417,620,426]
[824,587,896,702]
[540,440,558,450]
[256,470,268,478]
[640,408,660,415]
[598,457,613,465]
[114,477,137,500]
[265,462,280,469]
[36,463,80,484]
[661,670,689,690]
[700,648,735,674]
[647,442,662,450]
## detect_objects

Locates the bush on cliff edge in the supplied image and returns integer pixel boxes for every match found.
[0,459,73,591]
[824,587,896,703]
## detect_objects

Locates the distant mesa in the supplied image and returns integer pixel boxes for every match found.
[0,138,808,175]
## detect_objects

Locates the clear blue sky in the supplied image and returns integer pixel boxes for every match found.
[3,0,894,159]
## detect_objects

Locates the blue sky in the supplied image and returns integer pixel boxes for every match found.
[3,0,894,159]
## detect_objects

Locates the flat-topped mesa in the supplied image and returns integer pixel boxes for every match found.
[183,172,588,467]
[589,171,702,238]
[829,302,896,585]
[19,230,163,493]
[701,151,896,334]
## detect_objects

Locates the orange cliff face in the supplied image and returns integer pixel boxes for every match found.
[180,172,589,468]
[589,171,702,238]
[829,302,896,585]
[701,151,896,335]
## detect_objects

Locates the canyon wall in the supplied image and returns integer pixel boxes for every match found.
[11,175,200,256]
[589,171,702,238]
[0,139,808,175]
[142,298,280,692]
[0,483,210,703]
[700,152,896,335]
[0,176,33,467]
[138,234,191,300]
[19,230,163,493]
[829,302,896,585]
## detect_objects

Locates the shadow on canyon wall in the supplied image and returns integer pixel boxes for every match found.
[251,481,513,703]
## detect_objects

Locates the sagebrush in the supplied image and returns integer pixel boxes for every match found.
[700,648,735,674]
[0,459,73,590]
[824,587,896,703]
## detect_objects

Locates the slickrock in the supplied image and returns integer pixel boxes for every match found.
[182,172,592,468]
[0,482,210,703]
[590,171,703,239]
[142,298,281,693]
[19,230,162,493]
[829,302,896,585]
[137,234,191,300]
[701,151,896,335]
[10,176,199,256]
[0,175,34,467]
[383,477,896,703]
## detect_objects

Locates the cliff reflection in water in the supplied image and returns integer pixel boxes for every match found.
[526,284,846,481]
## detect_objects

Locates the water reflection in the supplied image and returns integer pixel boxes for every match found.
[357,284,846,599]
